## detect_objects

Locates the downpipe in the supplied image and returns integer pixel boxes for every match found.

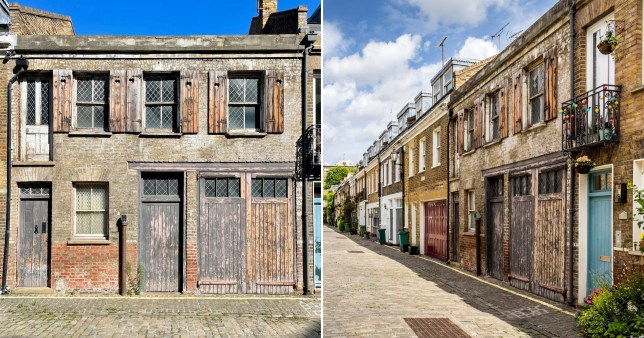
[568,0,576,305]
[2,59,28,295]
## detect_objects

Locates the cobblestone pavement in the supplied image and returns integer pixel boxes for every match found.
[0,294,320,337]
[323,225,582,337]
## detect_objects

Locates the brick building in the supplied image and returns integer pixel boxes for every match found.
[0,1,320,295]
[449,1,572,302]
[564,0,644,304]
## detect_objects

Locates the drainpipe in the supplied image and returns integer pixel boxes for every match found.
[2,59,28,295]
[446,108,451,263]
[568,0,577,305]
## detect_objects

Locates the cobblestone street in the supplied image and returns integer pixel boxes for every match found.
[0,295,320,337]
[323,225,582,337]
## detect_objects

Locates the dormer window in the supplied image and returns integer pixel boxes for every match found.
[443,71,453,93]
[433,81,441,102]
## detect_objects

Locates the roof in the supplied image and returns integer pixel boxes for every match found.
[308,5,320,24]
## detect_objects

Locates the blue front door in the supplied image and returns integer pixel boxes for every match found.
[314,183,322,288]
[588,170,612,292]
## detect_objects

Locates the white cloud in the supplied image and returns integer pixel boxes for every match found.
[324,21,350,58]
[323,29,443,165]
[400,0,512,28]
[455,37,499,60]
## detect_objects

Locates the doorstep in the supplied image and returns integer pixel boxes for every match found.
[13,287,54,294]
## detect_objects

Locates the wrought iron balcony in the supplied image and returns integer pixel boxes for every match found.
[296,124,321,180]
[561,84,621,151]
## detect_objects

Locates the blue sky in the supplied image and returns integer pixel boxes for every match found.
[17,0,320,35]
[324,0,558,165]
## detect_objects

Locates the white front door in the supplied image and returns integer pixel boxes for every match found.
[20,79,50,161]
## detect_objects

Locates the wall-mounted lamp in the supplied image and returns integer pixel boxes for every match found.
[614,183,627,203]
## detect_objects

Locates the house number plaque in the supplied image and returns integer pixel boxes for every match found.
[599,256,611,262]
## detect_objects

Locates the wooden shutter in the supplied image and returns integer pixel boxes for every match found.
[500,78,509,139]
[473,97,481,149]
[208,71,227,134]
[544,48,558,121]
[264,70,284,133]
[52,70,72,132]
[125,69,142,132]
[457,109,464,155]
[180,70,199,134]
[513,72,523,134]
[109,70,127,132]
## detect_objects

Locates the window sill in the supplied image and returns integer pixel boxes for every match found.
[614,247,644,256]
[461,149,475,157]
[68,130,112,137]
[67,239,111,246]
[630,84,644,94]
[484,139,501,148]
[226,131,267,138]
[449,176,460,182]
[139,132,182,138]
[431,163,441,169]
[462,231,483,237]
[13,161,54,167]
[526,122,546,132]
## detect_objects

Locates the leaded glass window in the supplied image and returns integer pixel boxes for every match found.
[529,63,545,126]
[489,92,499,141]
[76,76,108,129]
[75,184,108,238]
[539,169,563,194]
[204,178,240,198]
[229,77,260,131]
[143,177,179,196]
[145,76,177,130]
[25,79,50,126]
[251,178,287,198]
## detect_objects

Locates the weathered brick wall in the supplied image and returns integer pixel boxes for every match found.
[451,15,571,280]
[9,4,74,36]
[0,53,308,293]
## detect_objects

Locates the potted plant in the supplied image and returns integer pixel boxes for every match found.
[597,30,620,55]
[573,155,596,174]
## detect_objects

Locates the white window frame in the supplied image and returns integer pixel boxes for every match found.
[74,183,109,239]
[20,77,51,162]
[395,155,401,183]
[432,128,441,167]
[453,119,459,177]
[487,92,499,142]
[465,108,474,152]
[443,71,453,93]
[419,139,426,173]
[467,190,476,232]
[388,159,393,185]
[527,62,545,127]
[433,81,441,103]
[408,147,415,177]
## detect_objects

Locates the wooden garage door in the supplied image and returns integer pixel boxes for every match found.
[140,173,182,292]
[424,200,447,261]
[198,174,294,294]
[198,177,247,293]
[487,176,504,281]
[509,175,534,292]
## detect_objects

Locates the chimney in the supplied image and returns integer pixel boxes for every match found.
[259,0,277,27]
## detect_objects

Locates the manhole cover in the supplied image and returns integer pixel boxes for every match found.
[404,318,470,338]
[347,250,364,253]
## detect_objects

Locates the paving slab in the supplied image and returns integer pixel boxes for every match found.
[323,225,582,337]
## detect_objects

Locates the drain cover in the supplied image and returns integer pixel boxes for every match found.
[404,318,470,338]
[347,250,364,253]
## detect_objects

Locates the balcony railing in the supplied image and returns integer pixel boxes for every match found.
[562,84,621,151]
[296,124,321,180]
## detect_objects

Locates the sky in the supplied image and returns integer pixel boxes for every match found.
[16,0,320,35]
[323,0,558,165]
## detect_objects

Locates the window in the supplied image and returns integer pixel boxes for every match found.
[489,177,504,197]
[229,76,260,131]
[466,108,474,152]
[433,81,441,103]
[433,128,441,167]
[388,159,393,185]
[467,190,476,232]
[528,63,545,126]
[252,178,288,198]
[76,75,108,130]
[539,169,563,194]
[21,77,51,161]
[453,120,459,177]
[419,139,426,172]
[143,176,179,196]
[408,148,414,177]
[488,92,500,141]
[511,175,532,196]
[145,75,177,131]
[75,184,108,239]
[395,155,401,182]
[205,178,240,197]
[314,71,321,126]
[443,71,453,93]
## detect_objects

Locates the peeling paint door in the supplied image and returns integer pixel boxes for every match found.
[424,200,447,261]
[198,177,246,294]
[487,177,504,281]
[510,175,534,292]
[140,173,182,292]
[18,184,51,287]
[21,79,51,161]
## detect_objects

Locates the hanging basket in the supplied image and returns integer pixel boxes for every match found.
[576,165,592,174]
[597,40,615,55]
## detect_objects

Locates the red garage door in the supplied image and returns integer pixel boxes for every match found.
[424,200,447,261]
